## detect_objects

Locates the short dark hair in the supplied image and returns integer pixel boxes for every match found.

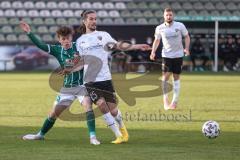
[164,7,173,13]
[56,26,73,38]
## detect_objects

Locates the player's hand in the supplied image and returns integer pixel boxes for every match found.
[58,68,72,76]
[73,54,81,65]
[150,52,156,60]
[19,21,31,33]
[72,56,84,72]
[58,57,84,76]
[184,49,190,56]
[135,44,152,51]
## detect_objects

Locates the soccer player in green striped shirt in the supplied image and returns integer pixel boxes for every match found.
[19,21,100,145]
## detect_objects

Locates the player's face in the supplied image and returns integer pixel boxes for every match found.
[85,13,97,31]
[58,35,73,49]
[164,11,173,24]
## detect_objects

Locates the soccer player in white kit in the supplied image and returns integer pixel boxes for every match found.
[76,10,151,144]
[150,8,190,110]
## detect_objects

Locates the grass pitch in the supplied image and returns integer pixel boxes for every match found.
[0,72,240,160]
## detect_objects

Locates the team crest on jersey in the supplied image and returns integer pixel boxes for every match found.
[175,29,180,32]
[97,36,102,41]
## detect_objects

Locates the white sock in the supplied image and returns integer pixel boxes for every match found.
[37,132,44,137]
[162,80,169,100]
[114,109,124,128]
[172,80,180,103]
[103,112,122,137]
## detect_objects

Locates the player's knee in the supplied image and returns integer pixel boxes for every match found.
[173,74,180,80]
[110,108,118,117]
[96,98,106,107]
[162,74,170,81]
[96,98,109,113]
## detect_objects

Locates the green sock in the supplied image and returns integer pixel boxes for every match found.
[39,117,56,136]
[86,111,96,138]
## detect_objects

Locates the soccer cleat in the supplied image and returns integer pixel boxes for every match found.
[164,104,170,110]
[169,101,177,110]
[120,126,129,142]
[22,134,44,140]
[111,136,125,144]
[90,137,101,145]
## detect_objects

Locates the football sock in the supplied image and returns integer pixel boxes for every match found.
[162,80,169,99]
[114,109,124,128]
[103,112,122,137]
[172,79,180,103]
[38,117,56,136]
[86,110,96,138]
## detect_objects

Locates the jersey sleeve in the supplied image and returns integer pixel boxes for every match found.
[27,32,57,56]
[154,26,161,40]
[102,32,118,53]
[104,32,117,44]
[180,23,188,37]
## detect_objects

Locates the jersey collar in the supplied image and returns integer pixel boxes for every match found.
[63,43,73,52]
[85,30,97,35]
[164,21,174,27]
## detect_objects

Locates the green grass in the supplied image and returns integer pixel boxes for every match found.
[0,72,240,160]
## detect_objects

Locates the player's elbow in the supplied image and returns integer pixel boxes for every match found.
[185,34,190,40]
[154,38,160,43]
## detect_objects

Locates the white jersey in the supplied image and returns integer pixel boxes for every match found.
[76,31,117,82]
[155,21,188,58]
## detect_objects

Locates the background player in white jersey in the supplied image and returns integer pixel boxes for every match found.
[150,7,190,110]
[76,10,151,144]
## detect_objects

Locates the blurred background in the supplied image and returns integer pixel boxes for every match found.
[0,0,240,72]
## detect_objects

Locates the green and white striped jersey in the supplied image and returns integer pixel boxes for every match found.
[27,32,83,88]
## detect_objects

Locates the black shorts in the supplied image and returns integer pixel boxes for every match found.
[85,80,117,104]
[162,57,183,74]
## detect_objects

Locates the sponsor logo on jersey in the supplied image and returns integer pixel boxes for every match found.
[97,36,102,41]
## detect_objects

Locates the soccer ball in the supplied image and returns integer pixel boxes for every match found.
[202,120,220,139]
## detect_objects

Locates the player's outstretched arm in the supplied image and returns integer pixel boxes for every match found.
[129,44,152,51]
[19,21,50,53]
[115,41,151,52]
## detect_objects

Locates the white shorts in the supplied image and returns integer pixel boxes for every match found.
[54,85,88,106]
